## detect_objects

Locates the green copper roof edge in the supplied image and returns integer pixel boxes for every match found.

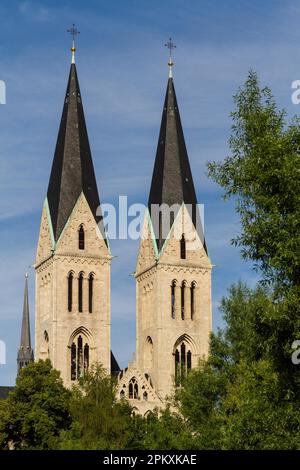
[146,209,159,259]
[44,198,56,250]
[157,202,185,259]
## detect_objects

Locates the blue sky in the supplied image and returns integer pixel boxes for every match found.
[1,0,300,385]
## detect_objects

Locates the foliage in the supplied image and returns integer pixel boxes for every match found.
[57,363,138,449]
[0,359,71,449]
[176,72,300,449]
[208,70,300,290]
[56,364,196,450]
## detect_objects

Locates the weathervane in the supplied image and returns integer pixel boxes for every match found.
[165,37,176,78]
[67,24,80,64]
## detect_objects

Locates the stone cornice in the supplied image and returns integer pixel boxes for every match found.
[35,251,111,271]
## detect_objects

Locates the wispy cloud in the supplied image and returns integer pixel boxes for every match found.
[18,1,52,22]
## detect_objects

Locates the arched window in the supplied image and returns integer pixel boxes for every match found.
[144,336,154,372]
[78,225,85,250]
[171,280,176,319]
[190,282,196,320]
[143,391,148,401]
[70,334,90,381]
[78,273,83,312]
[43,330,49,359]
[181,282,185,320]
[68,272,73,312]
[120,390,125,399]
[180,234,186,259]
[174,341,192,385]
[88,274,94,313]
[128,377,138,399]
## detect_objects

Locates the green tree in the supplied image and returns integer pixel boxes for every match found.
[177,71,300,449]
[140,407,197,450]
[0,360,71,449]
[208,70,300,290]
[177,284,300,449]
[57,363,142,450]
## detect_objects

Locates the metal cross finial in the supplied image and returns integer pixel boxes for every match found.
[165,37,176,58]
[164,37,176,78]
[67,24,80,63]
[67,23,80,42]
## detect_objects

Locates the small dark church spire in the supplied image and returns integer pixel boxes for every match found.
[148,40,202,250]
[47,31,104,242]
[17,273,34,371]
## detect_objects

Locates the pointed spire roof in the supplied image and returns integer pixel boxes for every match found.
[17,274,34,369]
[47,62,102,242]
[148,77,201,250]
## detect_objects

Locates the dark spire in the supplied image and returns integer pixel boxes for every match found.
[148,77,202,250]
[17,274,34,371]
[47,63,103,241]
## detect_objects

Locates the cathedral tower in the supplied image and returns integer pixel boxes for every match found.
[135,52,212,400]
[34,42,111,385]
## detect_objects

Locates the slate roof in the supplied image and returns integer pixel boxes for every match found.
[148,77,204,250]
[17,275,34,367]
[47,63,103,242]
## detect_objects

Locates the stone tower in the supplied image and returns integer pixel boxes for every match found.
[135,68,212,400]
[34,49,112,386]
[17,273,34,371]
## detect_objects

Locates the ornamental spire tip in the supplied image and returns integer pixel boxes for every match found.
[67,24,80,64]
[165,37,176,78]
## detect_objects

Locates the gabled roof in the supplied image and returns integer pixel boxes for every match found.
[47,63,102,242]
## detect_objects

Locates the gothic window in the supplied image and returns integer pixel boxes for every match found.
[181,281,186,320]
[180,234,186,259]
[68,272,73,312]
[88,273,94,313]
[128,377,138,399]
[191,282,196,320]
[70,334,90,381]
[78,272,83,312]
[174,341,192,385]
[143,391,148,401]
[171,280,176,319]
[144,336,154,372]
[43,330,49,358]
[78,225,85,250]
[120,390,125,399]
